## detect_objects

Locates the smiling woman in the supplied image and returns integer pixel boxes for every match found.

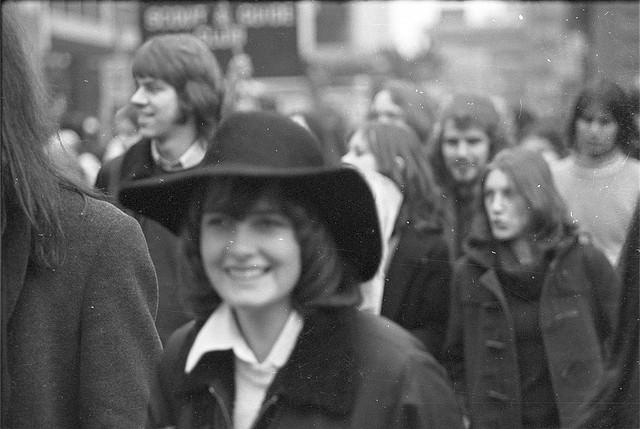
[119,111,465,429]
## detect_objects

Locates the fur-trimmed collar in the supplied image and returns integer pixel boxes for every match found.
[173,307,358,416]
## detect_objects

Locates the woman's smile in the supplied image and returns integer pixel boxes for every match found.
[224,265,270,281]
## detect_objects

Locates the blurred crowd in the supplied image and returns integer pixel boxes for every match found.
[4,3,639,428]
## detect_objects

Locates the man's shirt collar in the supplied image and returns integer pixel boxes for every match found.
[151,138,206,171]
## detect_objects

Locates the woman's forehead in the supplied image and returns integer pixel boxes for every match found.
[580,102,612,118]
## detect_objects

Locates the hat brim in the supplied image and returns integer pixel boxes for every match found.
[118,164,382,281]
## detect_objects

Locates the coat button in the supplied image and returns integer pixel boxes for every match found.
[485,340,506,350]
[487,390,510,401]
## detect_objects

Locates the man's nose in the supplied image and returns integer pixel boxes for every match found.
[130,87,147,106]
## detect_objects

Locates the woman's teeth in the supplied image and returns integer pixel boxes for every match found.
[226,267,266,279]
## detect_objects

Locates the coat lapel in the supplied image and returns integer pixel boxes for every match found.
[382,231,413,320]
[479,269,507,306]
[2,208,31,324]
[268,308,357,416]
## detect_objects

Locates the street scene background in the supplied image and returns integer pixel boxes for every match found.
[10,1,639,160]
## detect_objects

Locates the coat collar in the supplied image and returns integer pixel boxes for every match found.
[464,231,582,270]
[119,138,156,181]
[178,308,357,416]
[465,232,584,308]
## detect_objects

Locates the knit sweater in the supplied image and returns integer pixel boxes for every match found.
[551,152,640,266]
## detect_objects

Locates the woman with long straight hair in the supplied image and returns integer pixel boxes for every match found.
[120,111,465,429]
[444,147,619,429]
[1,6,161,427]
[343,121,452,359]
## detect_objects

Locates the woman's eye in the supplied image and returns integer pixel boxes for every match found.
[444,138,458,147]
[254,214,289,230]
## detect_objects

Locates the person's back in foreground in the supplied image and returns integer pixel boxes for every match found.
[1,6,162,427]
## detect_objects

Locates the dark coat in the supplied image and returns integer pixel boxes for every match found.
[381,226,452,360]
[2,189,162,428]
[573,203,639,428]
[149,308,465,429]
[444,234,619,429]
[96,139,192,344]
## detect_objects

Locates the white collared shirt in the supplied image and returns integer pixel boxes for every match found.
[185,303,303,429]
[151,138,206,171]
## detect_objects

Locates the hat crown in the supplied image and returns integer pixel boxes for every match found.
[205,111,328,171]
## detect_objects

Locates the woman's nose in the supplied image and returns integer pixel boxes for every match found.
[455,141,470,157]
[341,151,354,164]
[225,223,255,255]
[489,195,505,213]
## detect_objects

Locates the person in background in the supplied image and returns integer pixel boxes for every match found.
[119,111,465,429]
[429,93,513,261]
[551,78,640,267]
[444,147,619,429]
[519,116,568,164]
[289,105,348,163]
[369,79,438,146]
[95,32,225,344]
[573,202,639,429]
[510,104,538,144]
[626,85,639,157]
[102,103,140,163]
[342,121,451,359]
[1,7,161,427]
[47,128,88,184]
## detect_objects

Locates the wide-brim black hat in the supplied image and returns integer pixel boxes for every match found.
[118,111,382,282]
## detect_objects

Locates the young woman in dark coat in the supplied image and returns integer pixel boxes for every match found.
[444,148,619,429]
[1,7,162,427]
[342,121,452,359]
[120,111,465,429]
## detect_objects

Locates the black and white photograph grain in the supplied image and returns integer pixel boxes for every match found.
[2,1,638,428]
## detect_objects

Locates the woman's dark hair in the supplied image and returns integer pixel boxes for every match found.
[289,107,348,163]
[132,33,225,141]
[567,79,640,158]
[354,121,446,233]
[429,93,514,189]
[469,147,575,252]
[1,6,88,269]
[370,79,437,144]
[178,177,361,321]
